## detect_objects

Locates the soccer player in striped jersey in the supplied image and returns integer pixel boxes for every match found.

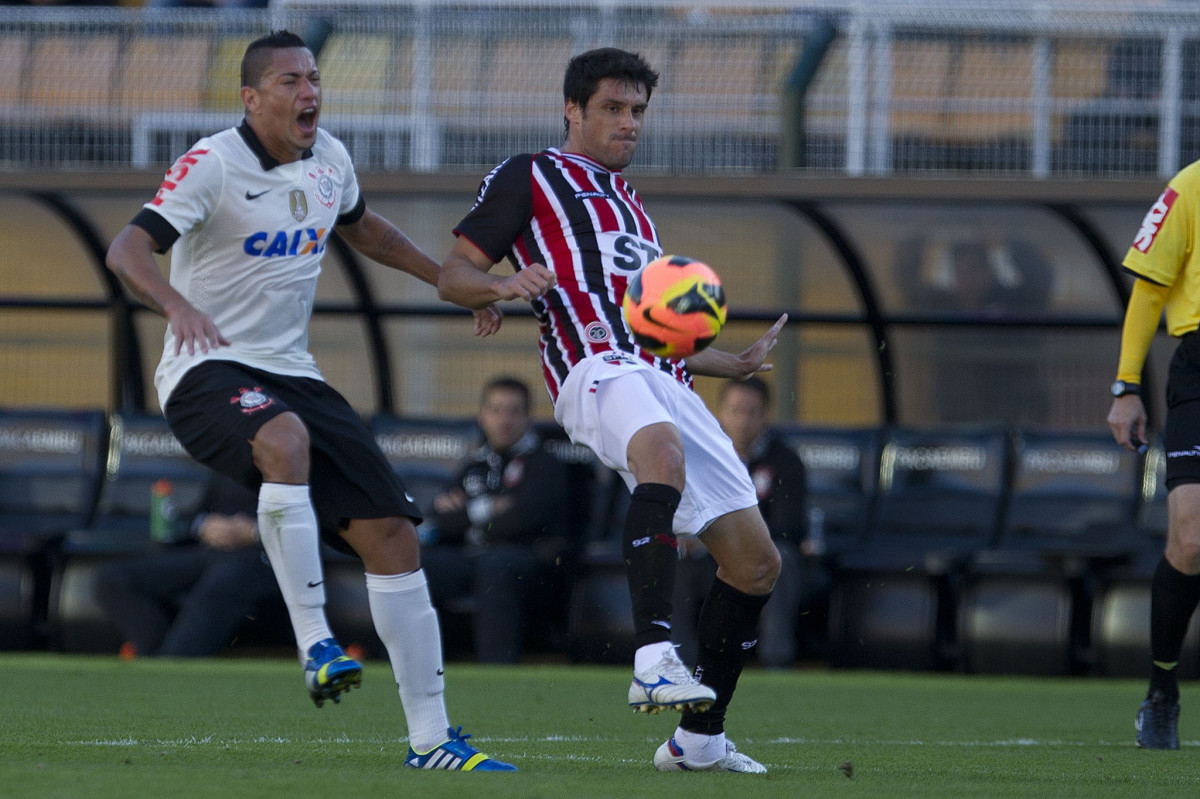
[439,47,787,774]
[106,29,513,772]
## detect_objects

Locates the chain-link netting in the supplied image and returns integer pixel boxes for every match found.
[3,2,1200,177]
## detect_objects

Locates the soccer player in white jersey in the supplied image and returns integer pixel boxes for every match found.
[438,47,787,774]
[105,30,515,772]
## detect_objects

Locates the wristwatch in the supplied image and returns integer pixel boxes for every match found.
[1110,380,1141,398]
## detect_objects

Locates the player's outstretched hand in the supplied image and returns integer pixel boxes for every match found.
[473,305,503,337]
[734,313,788,378]
[168,303,230,356]
[496,263,556,302]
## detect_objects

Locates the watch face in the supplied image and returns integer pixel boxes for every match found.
[1111,380,1125,397]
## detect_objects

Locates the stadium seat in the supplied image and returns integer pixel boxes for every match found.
[0,407,107,649]
[369,413,477,539]
[116,36,209,112]
[69,413,211,551]
[956,430,1143,676]
[827,425,1010,670]
[320,34,393,115]
[27,35,119,115]
[777,424,880,555]
[48,413,211,653]
[1089,439,1189,677]
[566,542,634,664]
[0,36,29,109]
[1092,571,1200,679]
[0,407,108,541]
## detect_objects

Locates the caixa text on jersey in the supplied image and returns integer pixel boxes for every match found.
[242,228,328,257]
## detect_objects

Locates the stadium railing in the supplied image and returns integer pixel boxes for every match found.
[8,3,1200,177]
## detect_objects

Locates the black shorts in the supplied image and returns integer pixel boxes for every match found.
[1164,332,1200,488]
[164,360,421,550]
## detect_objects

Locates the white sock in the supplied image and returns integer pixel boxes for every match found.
[675,726,726,764]
[365,570,450,751]
[634,641,677,673]
[257,482,332,654]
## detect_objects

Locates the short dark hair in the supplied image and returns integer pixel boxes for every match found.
[563,47,659,110]
[241,30,308,88]
[481,375,531,413]
[719,376,771,408]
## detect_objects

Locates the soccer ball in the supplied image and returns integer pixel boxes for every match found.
[622,255,727,358]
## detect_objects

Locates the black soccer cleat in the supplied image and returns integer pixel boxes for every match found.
[1136,690,1181,750]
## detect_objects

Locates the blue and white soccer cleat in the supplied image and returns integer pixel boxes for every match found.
[404,726,518,771]
[654,736,767,773]
[304,638,362,708]
[628,646,716,714]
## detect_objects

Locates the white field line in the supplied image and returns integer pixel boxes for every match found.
[69,735,1197,749]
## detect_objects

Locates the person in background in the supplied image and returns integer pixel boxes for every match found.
[424,376,571,663]
[673,377,813,669]
[95,472,278,658]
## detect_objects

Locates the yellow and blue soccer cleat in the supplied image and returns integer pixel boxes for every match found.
[304,638,362,708]
[404,726,517,771]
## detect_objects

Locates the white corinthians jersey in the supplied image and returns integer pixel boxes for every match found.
[133,121,365,406]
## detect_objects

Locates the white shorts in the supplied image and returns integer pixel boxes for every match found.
[554,352,757,535]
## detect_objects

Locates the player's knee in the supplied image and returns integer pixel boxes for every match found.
[721,544,780,596]
[1167,533,1200,574]
[754,543,783,592]
[251,413,310,480]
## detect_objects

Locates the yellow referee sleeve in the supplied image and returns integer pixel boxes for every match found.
[1117,278,1170,383]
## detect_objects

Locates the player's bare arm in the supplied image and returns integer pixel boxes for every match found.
[438,237,556,308]
[338,209,503,337]
[686,313,787,379]
[106,224,229,356]
[337,208,441,286]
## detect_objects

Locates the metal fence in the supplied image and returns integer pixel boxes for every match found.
[2,1,1200,176]
[2,1,1199,177]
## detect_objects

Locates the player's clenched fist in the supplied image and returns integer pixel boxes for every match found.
[497,263,556,301]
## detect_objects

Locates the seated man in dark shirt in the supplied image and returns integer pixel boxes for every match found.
[95,472,279,657]
[674,377,815,668]
[423,375,570,663]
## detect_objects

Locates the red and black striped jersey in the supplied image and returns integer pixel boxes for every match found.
[453,148,692,402]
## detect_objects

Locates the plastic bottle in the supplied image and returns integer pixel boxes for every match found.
[149,478,177,543]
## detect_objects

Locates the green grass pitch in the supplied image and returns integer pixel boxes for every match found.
[4,653,1199,798]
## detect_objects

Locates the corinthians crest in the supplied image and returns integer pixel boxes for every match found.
[308,164,339,209]
[289,189,308,222]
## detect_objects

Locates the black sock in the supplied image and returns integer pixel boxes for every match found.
[681,577,770,736]
[1149,557,1200,700]
[623,483,681,649]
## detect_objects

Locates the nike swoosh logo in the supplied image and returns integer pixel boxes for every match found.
[436,669,444,676]
[307,580,324,588]
[245,189,270,200]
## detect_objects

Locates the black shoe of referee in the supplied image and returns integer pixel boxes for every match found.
[1136,690,1181,750]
